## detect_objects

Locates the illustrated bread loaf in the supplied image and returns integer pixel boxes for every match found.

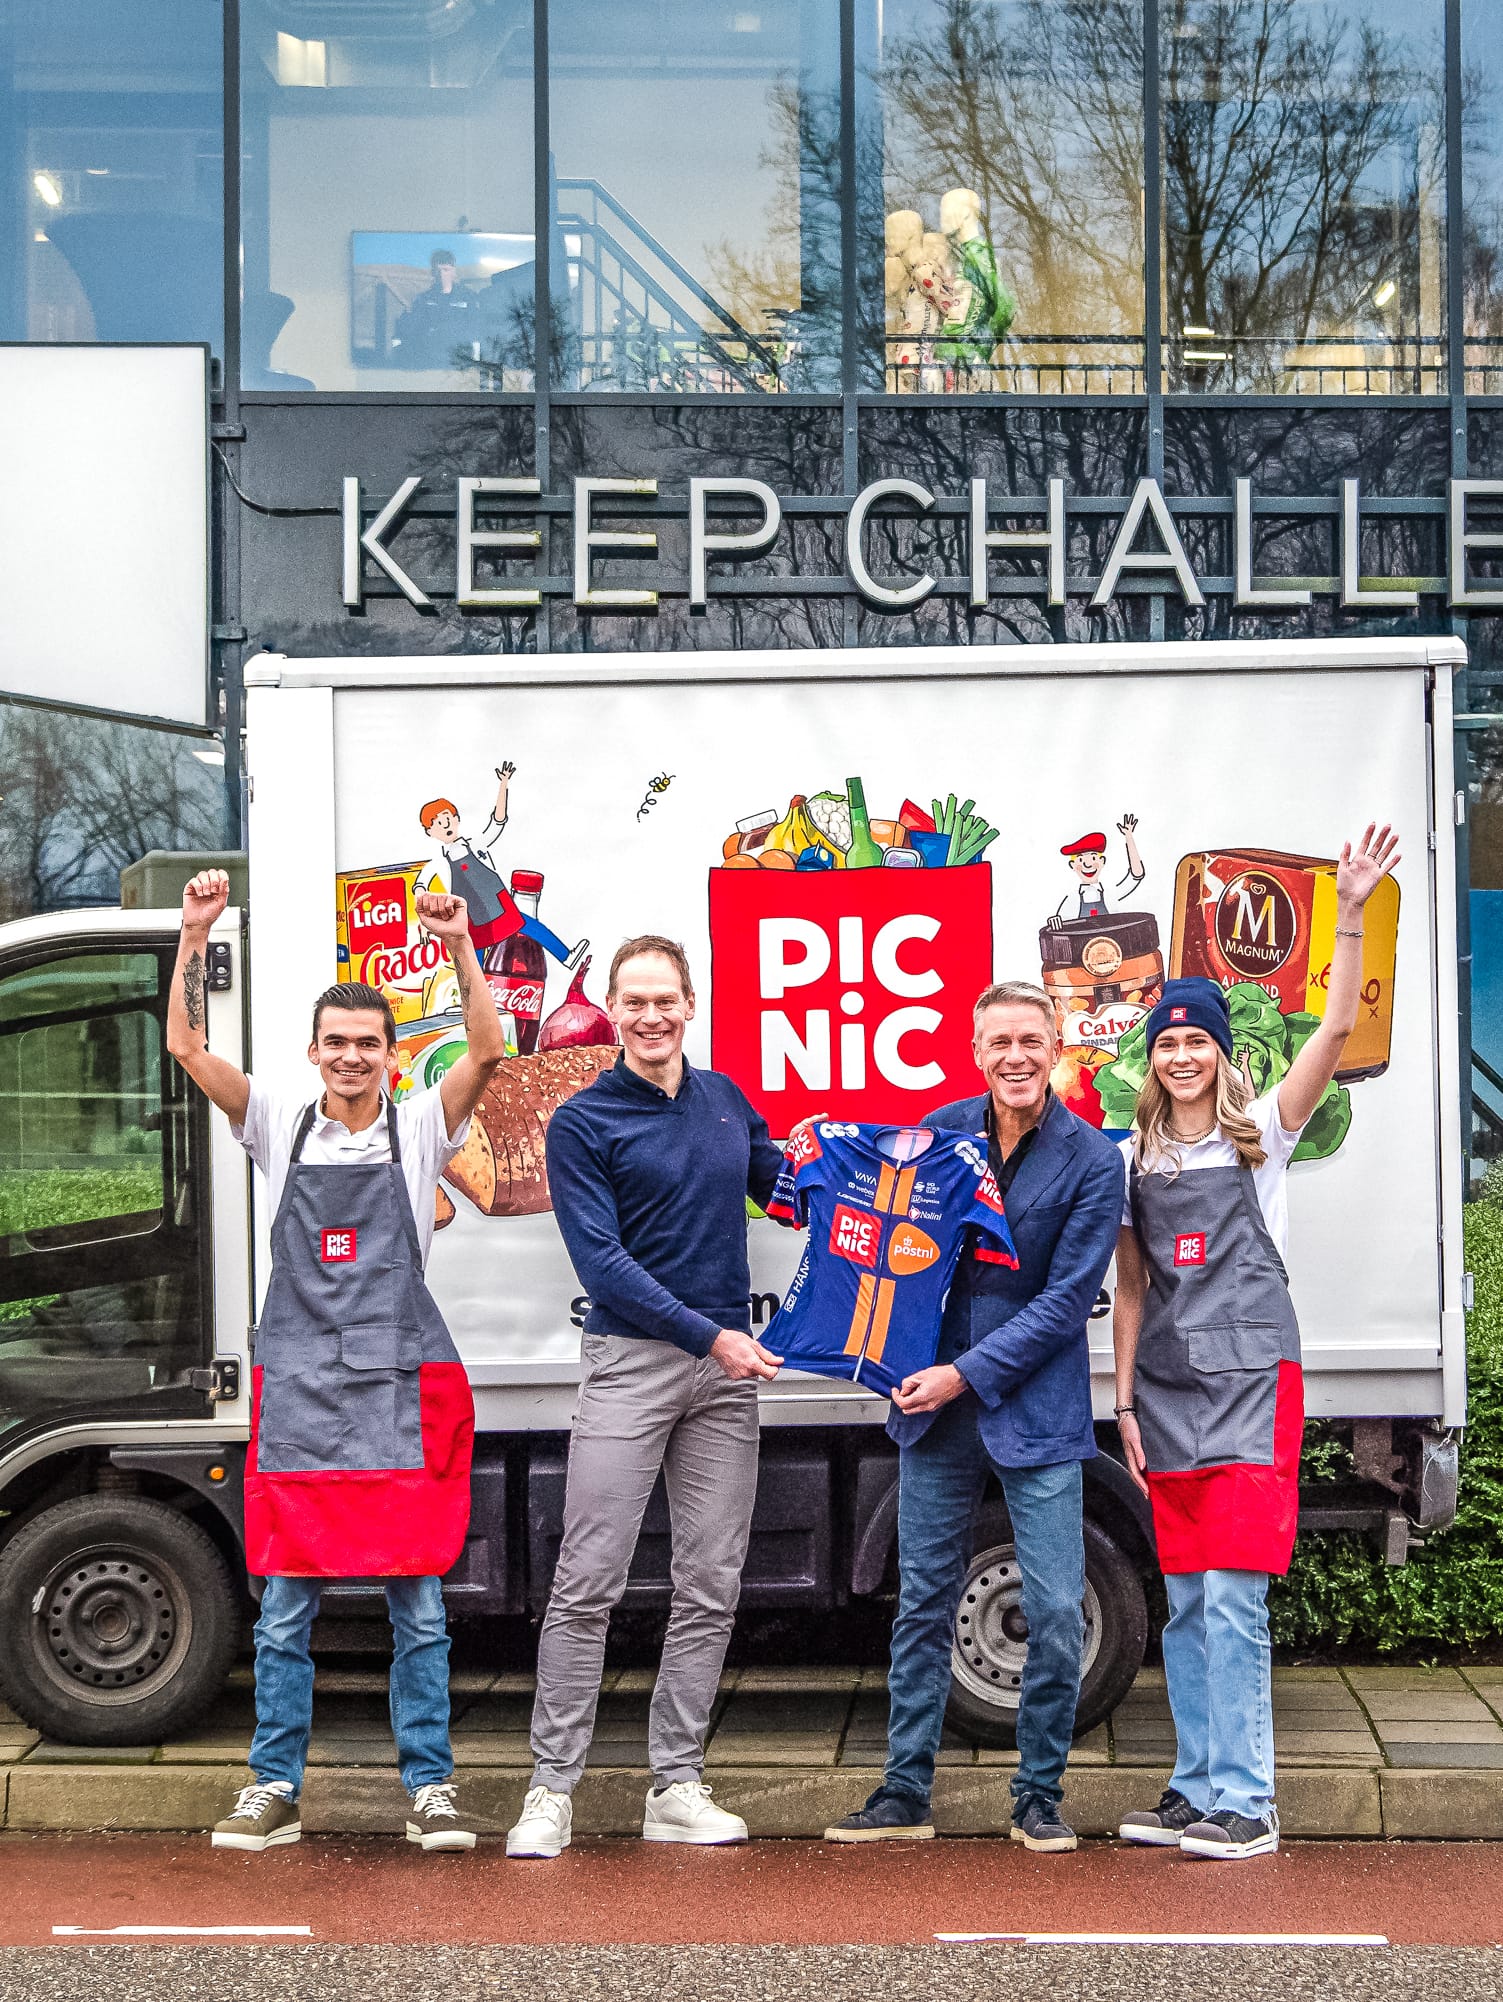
[442,1046,618,1218]
[434,1185,456,1231]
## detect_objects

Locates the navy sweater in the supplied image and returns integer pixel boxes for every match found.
[545,1054,784,1356]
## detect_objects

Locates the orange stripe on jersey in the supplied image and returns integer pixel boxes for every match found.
[874,1162,896,1211]
[894,1165,918,1215]
[845,1273,877,1356]
[863,1278,897,1368]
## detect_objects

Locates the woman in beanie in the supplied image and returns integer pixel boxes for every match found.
[1112,824,1399,1860]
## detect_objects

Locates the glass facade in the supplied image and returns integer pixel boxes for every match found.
[0,0,224,349]
[6,0,1500,403]
[1162,0,1445,395]
[865,0,1144,394]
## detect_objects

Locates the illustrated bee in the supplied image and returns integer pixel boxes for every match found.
[637,773,676,821]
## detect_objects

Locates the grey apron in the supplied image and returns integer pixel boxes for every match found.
[244,1097,473,1577]
[1129,1155,1303,1574]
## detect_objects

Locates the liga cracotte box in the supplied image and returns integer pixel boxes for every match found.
[335,862,457,1029]
[1168,847,1400,1080]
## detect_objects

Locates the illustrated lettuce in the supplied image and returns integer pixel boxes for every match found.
[1092,980,1354,1164]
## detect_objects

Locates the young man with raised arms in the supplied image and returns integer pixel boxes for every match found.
[166,868,503,1854]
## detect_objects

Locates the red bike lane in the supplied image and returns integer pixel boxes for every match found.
[7,1836,1503,1950]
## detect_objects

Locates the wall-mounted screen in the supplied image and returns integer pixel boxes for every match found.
[351,231,535,371]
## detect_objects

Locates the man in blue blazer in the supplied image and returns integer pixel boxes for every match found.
[826,980,1124,1852]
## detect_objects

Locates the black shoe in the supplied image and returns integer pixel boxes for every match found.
[824,1786,935,1842]
[1010,1796,1078,1853]
[1119,1786,1203,1848]
[1180,1806,1280,1859]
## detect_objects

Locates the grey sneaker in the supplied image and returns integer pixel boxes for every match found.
[1010,1796,1078,1853]
[1119,1786,1203,1847]
[406,1781,477,1852]
[1180,1806,1280,1860]
[211,1779,301,1852]
[824,1786,935,1843]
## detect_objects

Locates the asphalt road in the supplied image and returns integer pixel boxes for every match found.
[4,1943,1503,2002]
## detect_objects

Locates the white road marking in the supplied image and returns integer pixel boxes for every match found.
[53,1925,314,1938]
[936,1932,1390,1946]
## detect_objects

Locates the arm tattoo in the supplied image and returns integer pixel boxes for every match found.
[454,947,475,1016]
[183,951,207,1033]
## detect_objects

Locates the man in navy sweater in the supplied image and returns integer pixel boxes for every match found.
[507,935,784,1859]
[825,979,1123,1853]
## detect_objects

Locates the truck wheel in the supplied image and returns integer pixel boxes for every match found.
[0,1494,240,1747]
[945,1516,1147,1749]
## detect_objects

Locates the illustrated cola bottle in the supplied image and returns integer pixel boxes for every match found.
[487,869,548,1054]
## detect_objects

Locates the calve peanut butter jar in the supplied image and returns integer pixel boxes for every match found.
[1169,848,1400,1081]
[1039,911,1166,1054]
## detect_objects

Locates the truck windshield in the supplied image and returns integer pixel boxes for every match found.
[0,947,211,1452]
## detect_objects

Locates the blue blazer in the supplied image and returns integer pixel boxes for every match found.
[886,1091,1125,1468]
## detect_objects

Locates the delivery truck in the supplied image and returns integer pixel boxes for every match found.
[0,634,1468,1749]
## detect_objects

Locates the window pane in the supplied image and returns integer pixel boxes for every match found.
[0,0,224,350]
[1163,0,1446,395]
[0,1007,165,1248]
[550,0,841,392]
[241,0,535,391]
[0,951,160,1026]
[862,0,1145,395]
[0,702,230,921]
[1464,3,1503,393]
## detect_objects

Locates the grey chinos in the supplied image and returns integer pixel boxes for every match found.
[528,1330,760,1792]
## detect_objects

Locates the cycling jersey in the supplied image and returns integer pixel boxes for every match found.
[766,1120,1019,1397]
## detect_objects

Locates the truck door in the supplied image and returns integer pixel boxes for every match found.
[0,942,215,1461]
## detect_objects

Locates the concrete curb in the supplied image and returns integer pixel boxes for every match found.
[0,1762,1480,1838]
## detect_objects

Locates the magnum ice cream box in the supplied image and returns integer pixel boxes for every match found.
[1169,848,1399,1080]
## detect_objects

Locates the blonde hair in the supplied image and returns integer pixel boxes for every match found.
[1132,1048,1266,1176]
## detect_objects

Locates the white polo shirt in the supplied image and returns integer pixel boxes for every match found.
[232,1080,469,1267]
[1118,1087,1304,1259]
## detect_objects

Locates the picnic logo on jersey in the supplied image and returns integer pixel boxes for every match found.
[829,1201,881,1269]
[785,1120,825,1171]
[321,1227,358,1263]
[1174,1232,1207,1267]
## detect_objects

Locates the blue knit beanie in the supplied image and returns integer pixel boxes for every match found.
[1144,977,1234,1059]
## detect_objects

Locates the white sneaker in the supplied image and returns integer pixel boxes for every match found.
[643,1780,748,1845]
[506,1785,572,1859]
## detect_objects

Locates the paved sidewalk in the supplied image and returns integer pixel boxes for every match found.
[5,1662,1503,1838]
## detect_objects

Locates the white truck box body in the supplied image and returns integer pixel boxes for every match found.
[243,636,1467,1434]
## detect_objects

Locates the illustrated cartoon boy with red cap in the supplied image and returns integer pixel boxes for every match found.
[1052,814,1145,921]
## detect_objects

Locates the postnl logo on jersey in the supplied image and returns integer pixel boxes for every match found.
[887,1222,940,1276]
[1174,1233,1207,1267]
[321,1227,359,1263]
[829,1201,881,1269]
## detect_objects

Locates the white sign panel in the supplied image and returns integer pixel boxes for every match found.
[0,345,208,726]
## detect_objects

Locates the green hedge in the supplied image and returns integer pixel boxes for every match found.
[1268,1198,1503,1650]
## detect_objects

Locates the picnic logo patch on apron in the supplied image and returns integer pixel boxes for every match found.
[1130,1157,1303,1575]
[244,1098,474,1577]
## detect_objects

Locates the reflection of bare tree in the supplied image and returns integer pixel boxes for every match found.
[0,709,226,920]
[1462,55,1503,384]
[1163,0,1442,389]
[876,0,1145,342]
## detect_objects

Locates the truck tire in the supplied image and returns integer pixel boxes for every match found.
[0,1494,240,1747]
[945,1515,1147,1749]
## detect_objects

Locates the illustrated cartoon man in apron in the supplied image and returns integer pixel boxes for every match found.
[166,868,505,1854]
[419,762,586,971]
[1051,816,1146,922]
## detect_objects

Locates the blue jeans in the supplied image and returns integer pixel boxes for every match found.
[248,1575,454,1797]
[1162,1568,1275,1822]
[885,1398,1085,1810]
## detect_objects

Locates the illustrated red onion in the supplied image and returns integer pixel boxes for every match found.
[537,956,617,1050]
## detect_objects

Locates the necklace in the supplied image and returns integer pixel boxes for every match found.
[1169,1122,1218,1146]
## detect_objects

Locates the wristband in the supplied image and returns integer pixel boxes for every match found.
[1114,1403,1137,1418]
[1334,926,1364,939]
